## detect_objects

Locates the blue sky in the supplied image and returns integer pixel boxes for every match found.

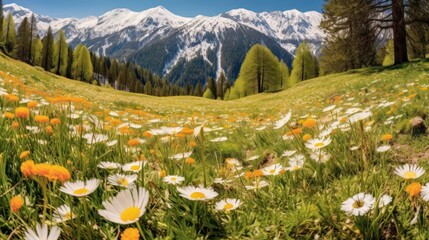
[4,0,324,18]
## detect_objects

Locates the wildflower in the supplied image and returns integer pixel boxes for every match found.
[11,121,19,129]
[163,175,185,185]
[378,194,393,208]
[46,126,53,134]
[159,170,167,177]
[303,134,312,141]
[170,151,193,160]
[253,169,264,177]
[53,205,76,223]
[348,111,372,123]
[341,193,375,216]
[24,223,61,240]
[20,160,35,177]
[262,164,284,176]
[381,134,393,141]
[305,137,332,150]
[127,138,141,147]
[3,112,14,119]
[405,182,422,197]
[420,183,429,201]
[143,131,153,137]
[245,180,269,190]
[394,164,425,180]
[27,101,39,108]
[10,195,24,213]
[121,228,140,240]
[60,179,100,197]
[15,107,30,119]
[98,187,149,224]
[302,119,317,128]
[211,137,228,142]
[177,186,218,201]
[50,118,61,126]
[322,105,336,112]
[310,150,331,163]
[376,145,391,153]
[245,171,254,179]
[20,150,30,159]
[189,141,197,147]
[122,161,146,173]
[215,199,241,211]
[34,115,49,124]
[108,174,138,188]
[185,157,196,165]
[281,150,296,157]
[273,111,292,129]
[84,133,109,144]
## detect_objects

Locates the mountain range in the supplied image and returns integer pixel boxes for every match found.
[4,3,325,86]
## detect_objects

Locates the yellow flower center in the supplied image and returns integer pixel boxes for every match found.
[352,200,364,209]
[171,177,177,181]
[270,169,276,174]
[118,178,129,186]
[130,165,140,171]
[64,212,72,220]
[314,142,325,148]
[223,203,234,210]
[190,192,206,199]
[121,207,141,222]
[404,171,417,179]
[74,188,89,195]
[292,166,301,171]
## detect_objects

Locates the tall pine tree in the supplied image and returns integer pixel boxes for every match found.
[72,44,93,82]
[53,30,68,76]
[41,27,54,71]
[29,14,38,64]
[31,37,43,66]
[216,72,227,100]
[290,42,318,83]
[16,17,31,62]
[3,13,16,55]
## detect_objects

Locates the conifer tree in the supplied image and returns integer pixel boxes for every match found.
[203,89,215,99]
[66,47,73,78]
[31,37,43,66]
[72,44,93,82]
[216,72,226,100]
[193,81,203,97]
[279,61,290,89]
[41,27,54,71]
[29,14,37,64]
[53,30,68,76]
[236,44,281,95]
[144,80,153,95]
[3,13,16,54]
[0,0,3,42]
[206,77,217,99]
[16,17,31,62]
[290,42,317,83]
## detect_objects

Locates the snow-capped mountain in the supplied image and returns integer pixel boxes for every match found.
[4,3,323,85]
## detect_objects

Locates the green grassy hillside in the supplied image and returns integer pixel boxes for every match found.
[1,52,429,239]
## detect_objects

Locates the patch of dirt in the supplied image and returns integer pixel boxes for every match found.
[392,142,429,164]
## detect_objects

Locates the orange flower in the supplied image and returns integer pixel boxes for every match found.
[11,121,19,129]
[15,107,30,119]
[253,169,264,177]
[46,125,53,134]
[185,157,196,165]
[3,112,15,119]
[159,170,167,177]
[27,101,39,108]
[189,141,197,147]
[34,115,49,124]
[19,151,30,159]
[20,160,35,177]
[128,139,140,147]
[10,195,24,213]
[121,228,139,240]
[245,171,254,179]
[381,134,393,141]
[7,94,19,102]
[302,119,317,128]
[143,131,153,137]
[405,182,422,197]
[302,134,312,141]
[50,118,61,126]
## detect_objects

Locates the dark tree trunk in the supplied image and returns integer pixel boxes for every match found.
[392,0,409,64]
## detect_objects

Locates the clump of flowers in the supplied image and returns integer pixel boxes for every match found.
[10,195,24,213]
[20,160,71,183]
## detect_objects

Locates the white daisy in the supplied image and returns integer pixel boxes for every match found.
[163,175,185,185]
[376,145,391,153]
[341,192,375,216]
[83,133,109,144]
[322,105,336,112]
[262,164,284,176]
[378,194,393,208]
[246,155,260,162]
[210,137,228,142]
[59,179,100,197]
[24,223,61,240]
[53,205,76,223]
[215,199,241,211]
[245,180,269,190]
[108,174,138,188]
[98,187,149,225]
[310,151,331,163]
[394,164,425,179]
[281,150,296,157]
[170,151,193,160]
[177,186,218,201]
[273,111,292,129]
[122,161,146,173]
[305,137,332,150]
[421,183,429,201]
[97,161,122,170]
[348,111,372,123]
[160,126,183,135]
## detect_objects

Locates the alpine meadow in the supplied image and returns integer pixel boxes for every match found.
[1,0,429,239]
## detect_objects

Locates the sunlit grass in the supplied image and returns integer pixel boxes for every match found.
[1,53,429,239]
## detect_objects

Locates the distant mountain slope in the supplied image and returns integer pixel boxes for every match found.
[4,3,323,85]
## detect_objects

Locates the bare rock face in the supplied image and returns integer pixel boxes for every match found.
[410,116,427,135]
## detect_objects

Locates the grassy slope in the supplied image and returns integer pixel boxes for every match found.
[2,52,429,239]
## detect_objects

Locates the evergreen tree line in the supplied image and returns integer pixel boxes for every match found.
[217,43,318,100]
[320,0,429,74]
[0,4,194,97]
